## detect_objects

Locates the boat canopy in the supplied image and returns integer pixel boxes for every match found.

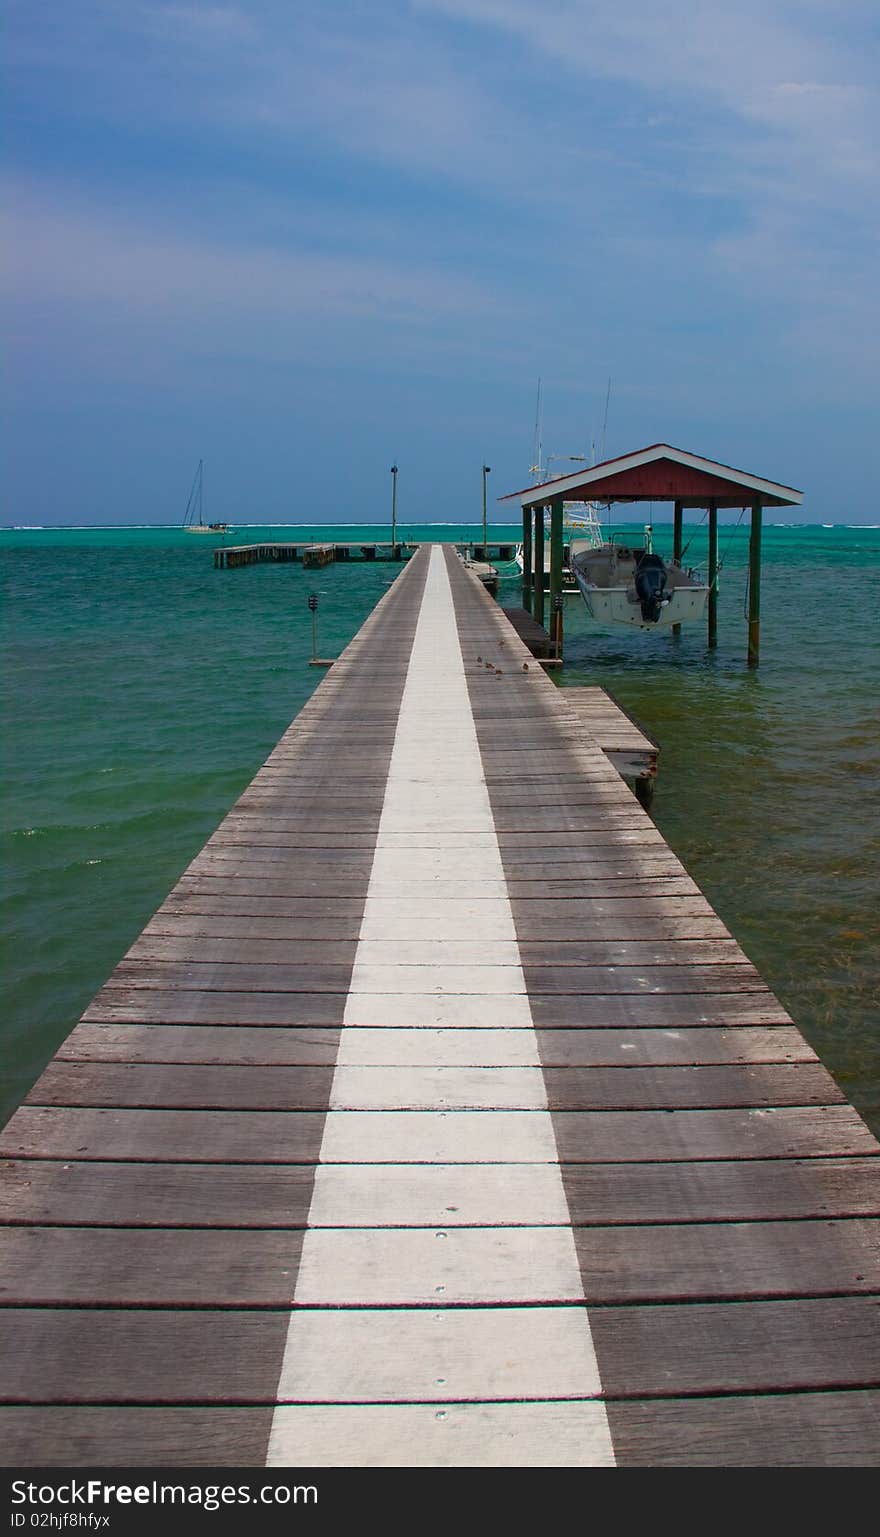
[500,443,803,511]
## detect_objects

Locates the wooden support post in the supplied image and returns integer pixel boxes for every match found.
[635,774,655,812]
[533,505,545,629]
[672,499,683,637]
[707,500,718,649]
[748,497,762,667]
[549,495,564,658]
[521,507,533,614]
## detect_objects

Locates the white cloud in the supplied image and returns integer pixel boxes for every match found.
[0,179,496,326]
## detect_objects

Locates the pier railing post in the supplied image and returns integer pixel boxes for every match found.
[707,500,718,648]
[549,495,564,657]
[672,499,683,637]
[533,505,545,629]
[522,507,533,613]
[748,497,762,667]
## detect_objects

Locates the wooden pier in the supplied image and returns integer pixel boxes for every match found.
[215,541,514,571]
[561,686,658,809]
[1,545,878,1468]
[215,541,412,570]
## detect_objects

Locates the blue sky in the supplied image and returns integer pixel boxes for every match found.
[3,0,878,524]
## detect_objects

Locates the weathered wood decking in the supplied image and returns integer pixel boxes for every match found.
[1,544,878,1467]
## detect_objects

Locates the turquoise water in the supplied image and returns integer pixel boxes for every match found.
[2,521,878,1135]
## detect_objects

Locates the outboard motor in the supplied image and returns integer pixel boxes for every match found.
[634,552,669,623]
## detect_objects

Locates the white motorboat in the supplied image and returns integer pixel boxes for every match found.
[569,529,710,630]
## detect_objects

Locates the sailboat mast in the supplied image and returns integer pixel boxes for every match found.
[530,378,543,483]
[600,378,612,461]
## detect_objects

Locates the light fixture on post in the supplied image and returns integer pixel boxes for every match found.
[482,464,491,553]
[390,464,398,555]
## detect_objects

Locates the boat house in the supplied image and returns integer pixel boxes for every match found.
[501,442,803,664]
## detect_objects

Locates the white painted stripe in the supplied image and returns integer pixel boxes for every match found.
[375,832,502,847]
[267,546,613,1468]
[335,1027,540,1066]
[329,1064,550,1110]
[347,963,527,994]
[318,1109,560,1164]
[340,992,535,1026]
[292,1228,586,1305]
[269,1402,615,1468]
[354,940,523,965]
[276,1307,600,1398]
[358,905,517,942]
[306,1165,573,1226]
[347,876,512,893]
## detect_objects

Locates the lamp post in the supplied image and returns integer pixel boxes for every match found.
[390,464,398,556]
[307,591,318,660]
[482,464,491,554]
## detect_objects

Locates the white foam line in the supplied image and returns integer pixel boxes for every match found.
[266,547,614,1468]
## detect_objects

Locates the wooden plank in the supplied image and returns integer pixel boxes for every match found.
[549,1106,877,1162]
[150,907,732,944]
[0,1310,293,1403]
[188,852,688,883]
[0,1106,329,1162]
[520,940,747,964]
[0,1227,312,1305]
[542,1063,843,1110]
[101,960,769,995]
[572,1218,880,1302]
[559,1158,880,1225]
[161,893,367,918]
[128,935,361,966]
[57,1024,342,1065]
[131,934,749,968]
[82,990,352,1025]
[145,911,367,939]
[513,915,730,940]
[528,994,794,1027]
[525,964,765,992]
[213,823,669,848]
[589,1297,880,1396]
[511,896,719,918]
[26,1061,337,1110]
[0,1159,321,1227]
[534,1027,814,1066]
[157,899,366,932]
[204,844,685,876]
[605,1391,880,1467]
[47,1061,843,1115]
[0,1406,275,1466]
[328,1026,814,1068]
[170,873,699,900]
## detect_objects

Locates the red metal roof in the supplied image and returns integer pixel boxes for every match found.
[500,443,803,509]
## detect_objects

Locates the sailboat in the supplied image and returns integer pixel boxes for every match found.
[183,460,229,533]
